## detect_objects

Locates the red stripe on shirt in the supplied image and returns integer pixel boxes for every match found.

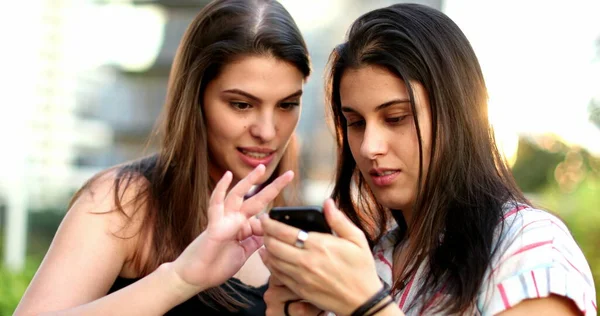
[376,251,392,270]
[552,246,586,279]
[399,275,415,310]
[498,283,511,309]
[488,240,553,281]
[503,205,528,220]
[515,218,550,236]
[531,271,540,297]
[511,240,553,257]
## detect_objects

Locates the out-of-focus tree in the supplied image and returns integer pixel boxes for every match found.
[590,98,600,130]
[511,136,566,192]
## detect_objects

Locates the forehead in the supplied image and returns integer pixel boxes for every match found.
[339,65,409,109]
[212,55,304,97]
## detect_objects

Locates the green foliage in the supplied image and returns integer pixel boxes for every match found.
[511,137,566,192]
[0,210,63,316]
[513,137,600,308]
[0,257,41,316]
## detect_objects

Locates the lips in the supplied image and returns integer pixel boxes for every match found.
[237,147,276,168]
[238,148,272,159]
[369,168,401,186]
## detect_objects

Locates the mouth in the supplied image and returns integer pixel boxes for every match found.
[369,169,400,176]
[237,147,276,167]
[369,168,401,186]
[238,148,274,158]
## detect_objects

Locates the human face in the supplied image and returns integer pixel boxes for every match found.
[340,65,432,220]
[203,55,304,185]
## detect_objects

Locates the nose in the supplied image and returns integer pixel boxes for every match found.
[359,123,387,160]
[249,109,277,143]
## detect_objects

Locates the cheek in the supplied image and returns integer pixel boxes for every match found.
[403,136,421,172]
[207,115,246,147]
[278,111,300,136]
[346,134,364,164]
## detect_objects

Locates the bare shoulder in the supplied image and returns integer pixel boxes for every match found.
[14,166,153,314]
[71,167,152,234]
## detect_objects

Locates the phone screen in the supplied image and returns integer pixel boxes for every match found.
[269,206,332,234]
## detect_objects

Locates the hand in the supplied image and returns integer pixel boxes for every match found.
[172,165,294,291]
[264,275,324,316]
[260,199,383,315]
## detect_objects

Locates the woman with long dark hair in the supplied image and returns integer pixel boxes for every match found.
[16,0,310,314]
[260,4,596,315]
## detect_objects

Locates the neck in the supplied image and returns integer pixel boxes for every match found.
[391,208,412,229]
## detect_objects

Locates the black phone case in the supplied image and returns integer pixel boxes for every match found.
[269,206,332,234]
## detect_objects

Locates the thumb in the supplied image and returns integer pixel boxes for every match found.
[323,198,368,248]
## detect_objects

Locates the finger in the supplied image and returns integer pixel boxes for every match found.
[289,302,323,316]
[264,283,312,316]
[240,235,263,258]
[260,214,300,243]
[263,235,303,264]
[208,171,232,207]
[224,164,266,210]
[241,170,294,218]
[263,246,304,278]
[269,273,284,287]
[323,198,368,248]
[261,247,302,287]
[249,216,264,236]
[265,280,302,302]
[261,215,325,250]
[267,263,299,293]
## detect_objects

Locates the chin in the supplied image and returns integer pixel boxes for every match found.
[374,193,409,211]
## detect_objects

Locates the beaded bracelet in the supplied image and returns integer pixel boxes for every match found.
[350,284,390,316]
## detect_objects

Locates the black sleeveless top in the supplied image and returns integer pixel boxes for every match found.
[108,277,268,315]
[108,155,268,315]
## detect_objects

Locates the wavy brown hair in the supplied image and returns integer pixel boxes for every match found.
[325,4,528,314]
[70,0,310,311]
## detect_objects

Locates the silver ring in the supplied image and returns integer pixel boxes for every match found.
[294,230,308,249]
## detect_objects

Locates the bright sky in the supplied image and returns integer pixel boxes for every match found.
[444,0,600,156]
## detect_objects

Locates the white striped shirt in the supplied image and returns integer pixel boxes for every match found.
[372,203,597,315]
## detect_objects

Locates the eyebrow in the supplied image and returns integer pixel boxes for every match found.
[222,89,303,103]
[341,98,410,113]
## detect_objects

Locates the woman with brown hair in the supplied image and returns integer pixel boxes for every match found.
[260,3,596,316]
[15,0,310,315]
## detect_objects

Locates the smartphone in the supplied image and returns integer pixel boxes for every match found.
[269,206,332,234]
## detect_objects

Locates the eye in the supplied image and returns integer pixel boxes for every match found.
[230,101,251,110]
[386,116,407,124]
[347,119,365,128]
[279,101,300,111]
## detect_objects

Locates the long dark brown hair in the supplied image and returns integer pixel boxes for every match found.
[325,4,528,314]
[70,0,310,311]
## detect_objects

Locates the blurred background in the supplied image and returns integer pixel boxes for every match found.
[0,0,598,314]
